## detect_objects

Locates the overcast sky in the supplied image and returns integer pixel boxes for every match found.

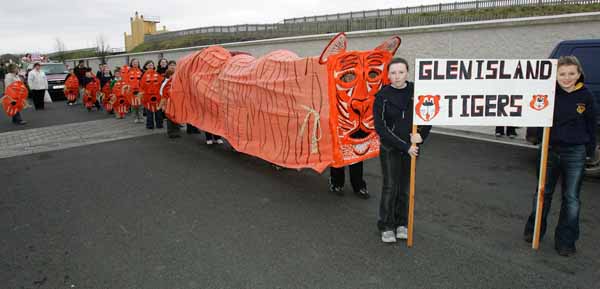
[0,0,457,55]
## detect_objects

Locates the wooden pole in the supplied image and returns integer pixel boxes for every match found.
[407,125,418,248]
[532,127,551,250]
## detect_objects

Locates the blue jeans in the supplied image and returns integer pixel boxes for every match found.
[377,144,411,231]
[524,145,586,249]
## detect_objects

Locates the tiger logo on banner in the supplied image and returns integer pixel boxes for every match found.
[167,32,401,172]
[2,81,28,117]
[140,69,164,112]
[415,95,441,122]
[530,94,549,111]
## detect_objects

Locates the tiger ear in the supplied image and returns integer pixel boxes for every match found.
[375,36,401,55]
[319,32,347,64]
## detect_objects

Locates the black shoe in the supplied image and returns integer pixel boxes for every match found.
[555,244,576,257]
[146,126,154,130]
[329,184,344,196]
[168,134,181,139]
[354,188,370,199]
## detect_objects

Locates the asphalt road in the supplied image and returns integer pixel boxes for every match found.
[0,101,113,133]
[1,132,599,289]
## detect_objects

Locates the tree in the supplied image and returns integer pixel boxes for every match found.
[96,34,110,63]
[54,38,67,62]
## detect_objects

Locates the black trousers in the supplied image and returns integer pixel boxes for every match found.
[166,118,180,136]
[495,126,516,135]
[186,124,200,134]
[30,90,45,110]
[205,132,222,141]
[330,161,366,192]
[377,145,411,231]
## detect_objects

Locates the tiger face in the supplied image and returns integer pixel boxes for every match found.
[320,33,401,166]
[530,94,549,111]
[141,69,164,112]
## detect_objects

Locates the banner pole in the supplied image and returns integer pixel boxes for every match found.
[407,125,418,248]
[532,127,551,250]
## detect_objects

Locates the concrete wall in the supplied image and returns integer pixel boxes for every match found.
[66,12,600,138]
[70,12,600,77]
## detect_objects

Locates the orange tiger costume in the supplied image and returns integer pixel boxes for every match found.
[2,81,29,117]
[167,33,400,172]
[83,77,100,110]
[64,74,79,102]
[140,69,164,112]
[111,80,131,118]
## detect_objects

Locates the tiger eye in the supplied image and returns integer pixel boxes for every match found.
[368,71,379,79]
[341,73,356,83]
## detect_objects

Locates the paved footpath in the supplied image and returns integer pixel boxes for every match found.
[0,118,163,159]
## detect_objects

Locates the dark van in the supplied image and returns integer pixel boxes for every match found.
[527,39,600,177]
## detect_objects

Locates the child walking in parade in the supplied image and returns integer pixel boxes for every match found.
[140,60,164,129]
[160,61,181,138]
[111,67,130,119]
[2,64,28,125]
[82,68,101,111]
[127,58,144,123]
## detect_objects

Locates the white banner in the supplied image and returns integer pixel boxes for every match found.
[413,59,557,127]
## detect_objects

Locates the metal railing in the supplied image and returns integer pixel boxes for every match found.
[283,0,600,23]
[144,0,600,43]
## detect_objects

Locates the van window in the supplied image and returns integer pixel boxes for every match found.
[572,47,600,84]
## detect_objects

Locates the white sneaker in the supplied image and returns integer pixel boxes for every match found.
[396,226,408,240]
[206,140,214,145]
[381,230,397,243]
[216,139,224,144]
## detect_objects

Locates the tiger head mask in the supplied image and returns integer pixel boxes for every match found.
[319,32,401,167]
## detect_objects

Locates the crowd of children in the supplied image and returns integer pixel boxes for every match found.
[64,58,185,137]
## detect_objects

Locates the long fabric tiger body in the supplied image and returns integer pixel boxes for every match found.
[167,33,400,172]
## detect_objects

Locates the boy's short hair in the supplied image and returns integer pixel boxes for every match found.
[387,57,409,71]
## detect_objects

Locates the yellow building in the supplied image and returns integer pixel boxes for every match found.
[124,11,167,51]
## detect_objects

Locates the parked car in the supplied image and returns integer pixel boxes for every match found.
[526,39,600,177]
[25,62,69,101]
